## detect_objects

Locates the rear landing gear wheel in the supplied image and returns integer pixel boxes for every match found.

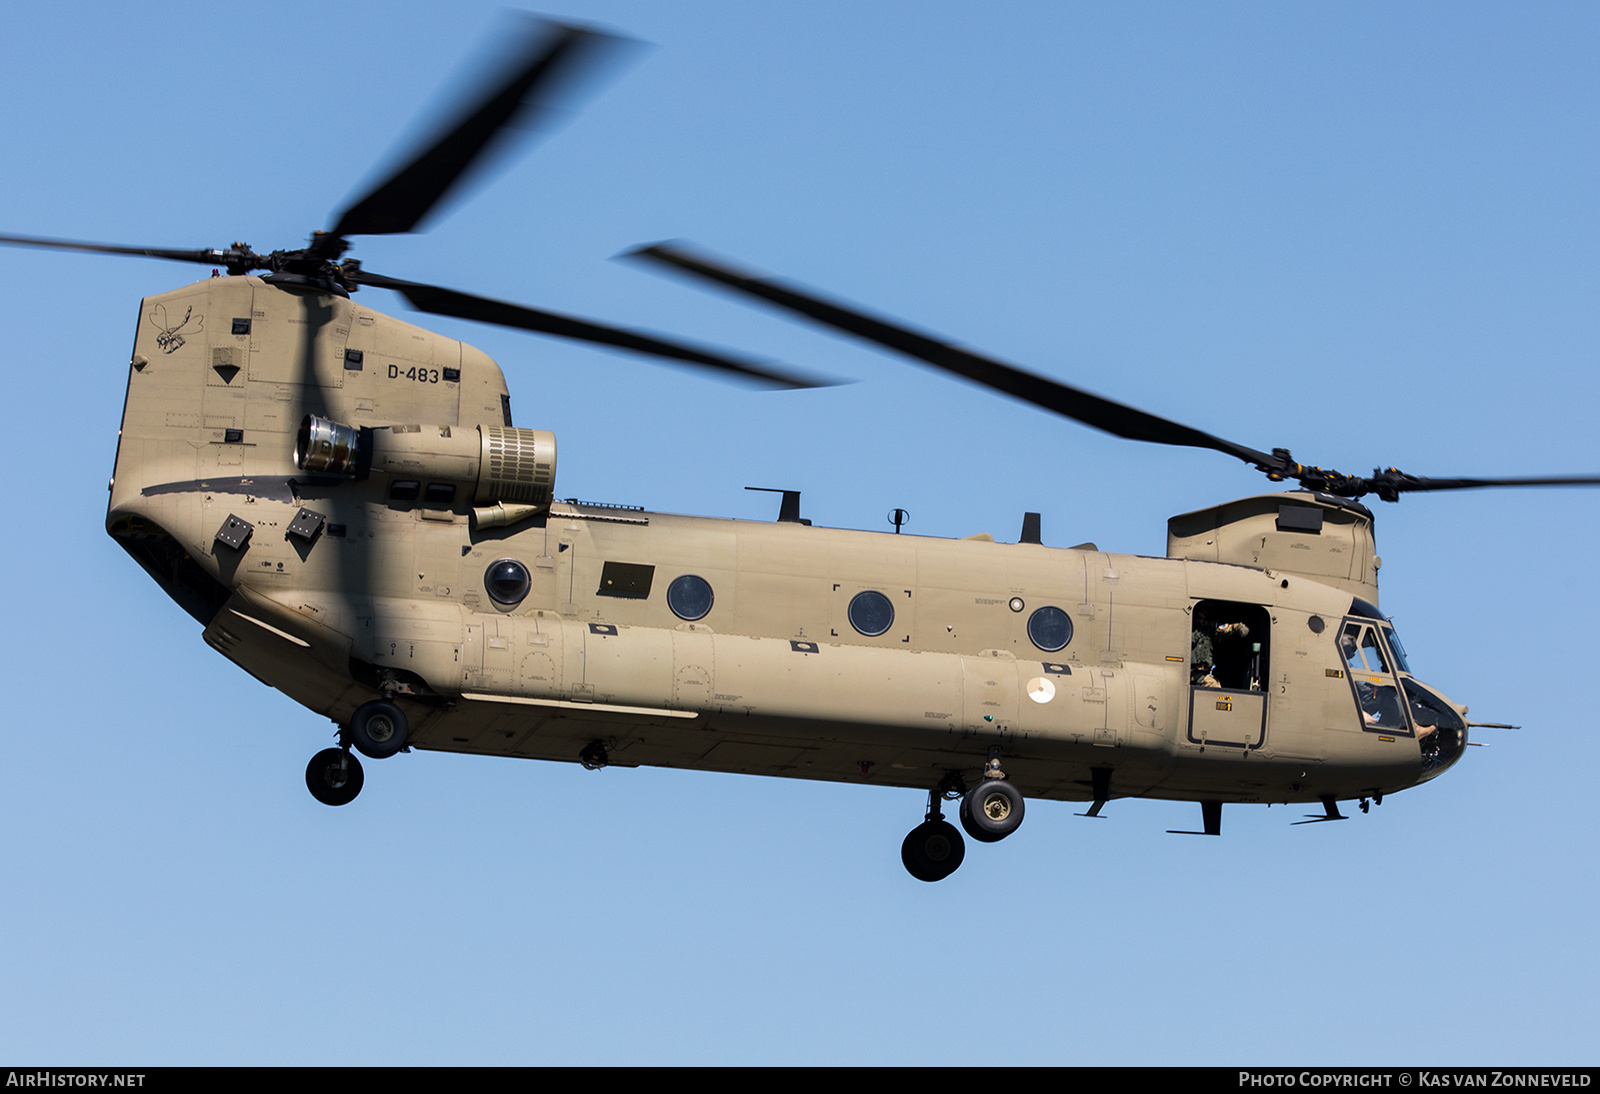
[349,699,409,760]
[960,778,1025,843]
[901,819,965,882]
[306,747,364,806]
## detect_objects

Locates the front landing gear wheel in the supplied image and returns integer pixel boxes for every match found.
[349,699,409,759]
[306,748,364,806]
[901,820,965,882]
[960,779,1025,843]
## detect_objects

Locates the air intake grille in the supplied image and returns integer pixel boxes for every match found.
[478,426,556,507]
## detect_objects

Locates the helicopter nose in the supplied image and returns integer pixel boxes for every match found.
[1405,678,1468,782]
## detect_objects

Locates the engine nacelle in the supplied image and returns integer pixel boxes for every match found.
[297,415,557,510]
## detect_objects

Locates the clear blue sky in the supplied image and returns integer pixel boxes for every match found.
[0,1,1596,1064]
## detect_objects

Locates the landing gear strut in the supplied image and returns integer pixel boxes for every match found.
[959,746,1026,843]
[349,698,409,759]
[902,776,966,883]
[305,747,364,806]
[900,754,1029,881]
[305,696,409,805]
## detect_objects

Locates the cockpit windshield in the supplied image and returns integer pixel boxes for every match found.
[1380,624,1412,675]
[1347,598,1414,676]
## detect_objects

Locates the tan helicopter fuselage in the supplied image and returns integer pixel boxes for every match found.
[106,276,1464,807]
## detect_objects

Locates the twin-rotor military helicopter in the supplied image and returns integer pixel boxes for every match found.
[7,18,1592,880]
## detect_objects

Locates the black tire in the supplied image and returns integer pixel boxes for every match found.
[349,699,409,759]
[960,778,1025,843]
[306,747,364,806]
[901,819,966,882]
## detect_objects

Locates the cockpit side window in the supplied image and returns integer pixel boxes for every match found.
[1339,623,1361,666]
[1339,621,1409,733]
[1340,623,1380,672]
[1359,627,1389,673]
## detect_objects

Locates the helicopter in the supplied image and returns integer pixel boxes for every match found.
[5,16,1596,884]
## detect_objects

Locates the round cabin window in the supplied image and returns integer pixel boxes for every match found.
[667,574,715,621]
[1027,606,1073,652]
[848,590,895,637]
[484,558,531,605]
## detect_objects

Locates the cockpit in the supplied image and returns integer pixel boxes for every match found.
[1338,598,1467,778]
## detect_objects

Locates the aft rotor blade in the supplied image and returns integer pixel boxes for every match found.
[351,270,828,389]
[330,18,630,239]
[0,233,250,269]
[626,241,1280,468]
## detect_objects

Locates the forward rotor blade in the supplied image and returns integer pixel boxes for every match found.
[1365,472,1600,496]
[0,233,249,269]
[629,244,1600,503]
[626,241,1279,468]
[329,18,630,239]
[351,270,827,389]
